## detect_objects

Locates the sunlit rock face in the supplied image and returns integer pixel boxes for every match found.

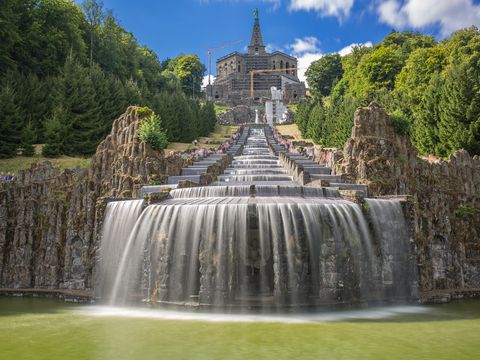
[315,103,480,300]
[0,107,186,292]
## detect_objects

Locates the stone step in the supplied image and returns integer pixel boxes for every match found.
[140,184,177,197]
[330,183,368,194]
[181,168,207,175]
[303,167,331,175]
[167,175,202,185]
[310,174,344,183]
[194,160,222,165]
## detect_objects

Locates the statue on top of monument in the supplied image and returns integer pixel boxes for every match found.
[253,8,259,20]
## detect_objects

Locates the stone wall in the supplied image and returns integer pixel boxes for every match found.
[0,107,186,292]
[218,105,258,124]
[314,103,480,299]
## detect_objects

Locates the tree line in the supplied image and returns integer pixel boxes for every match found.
[297,27,480,157]
[0,0,215,159]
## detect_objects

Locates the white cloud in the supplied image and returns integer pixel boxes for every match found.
[378,0,480,36]
[286,36,322,84]
[288,36,320,54]
[289,0,355,20]
[296,52,323,83]
[337,41,373,56]
[202,75,216,89]
[265,43,281,53]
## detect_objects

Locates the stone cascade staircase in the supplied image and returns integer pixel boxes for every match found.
[264,127,368,195]
[165,127,249,185]
[214,127,297,186]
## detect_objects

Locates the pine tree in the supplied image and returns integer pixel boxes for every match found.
[0,85,22,158]
[43,106,67,157]
[124,78,142,106]
[90,64,127,136]
[21,121,36,157]
[438,62,480,156]
[13,72,52,143]
[413,74,442,155]
[307,103,325,144]
[295,100,313,136]
[53,55,102,156]
[154,91,179,141]
[200,101,216,136]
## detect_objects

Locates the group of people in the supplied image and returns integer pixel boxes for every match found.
[0,172,15,181]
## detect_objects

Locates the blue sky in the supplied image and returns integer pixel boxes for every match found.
[92,0,480,83]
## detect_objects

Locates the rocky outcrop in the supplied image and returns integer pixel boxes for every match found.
[218,105,259,124]
[314,103,480,299]
[0,106,187,292]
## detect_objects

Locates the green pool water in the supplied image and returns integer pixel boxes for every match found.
[1,298,479,360]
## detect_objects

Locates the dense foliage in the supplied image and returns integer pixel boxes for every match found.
[138,114,169,151]
[0,0,214,158]
[298,28,480,157]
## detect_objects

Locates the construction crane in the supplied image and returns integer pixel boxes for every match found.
[206,39,243,88]
[249,68,304,98]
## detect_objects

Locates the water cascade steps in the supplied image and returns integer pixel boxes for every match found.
[98,126,416,310]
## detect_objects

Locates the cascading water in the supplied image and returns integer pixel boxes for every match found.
[96,199,144,300]
[99,127,415,309]
[365,198,416,299]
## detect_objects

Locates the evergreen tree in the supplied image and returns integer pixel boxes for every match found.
[21,121,36,156]
[42,106,67,157]
[199,101,217,137]
[0,85,22,158]
[53,55,102,155]
[12,72,52,142]
[90,64,127,136]
[438,61,480,156]
[306,103,325,144]
[413,74,442,155]
[295,99,313,136]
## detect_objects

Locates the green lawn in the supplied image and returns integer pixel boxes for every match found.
[0,155,91,173]
[165,124,239,153]
[0,298,479,360]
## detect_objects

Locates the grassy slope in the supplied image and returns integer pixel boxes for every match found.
[0,124,238,173]
[0,145,91,173]
[275,123,313,143]
[165,124,239,152]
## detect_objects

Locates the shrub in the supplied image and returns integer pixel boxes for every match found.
[138,114,169,150]
[137,106,153,117]
[390,109,411,135]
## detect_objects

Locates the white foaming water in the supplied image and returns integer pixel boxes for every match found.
[83,305,431,324]
[97,199,144,299]
[99,127,415,309]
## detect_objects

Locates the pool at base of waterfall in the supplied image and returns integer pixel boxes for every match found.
[1,297,480,360]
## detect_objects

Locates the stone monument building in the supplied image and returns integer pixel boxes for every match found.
[206,9,306,105]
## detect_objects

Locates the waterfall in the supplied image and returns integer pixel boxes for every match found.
[106,198,409,307]
[96,199,144,300]
[365,198,413,299]
[99,127,415,308]
[170,186,251,199]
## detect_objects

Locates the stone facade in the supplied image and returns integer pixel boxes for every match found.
[314,103,480,300]
[0,107,186,293]
[206,12,306,104]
